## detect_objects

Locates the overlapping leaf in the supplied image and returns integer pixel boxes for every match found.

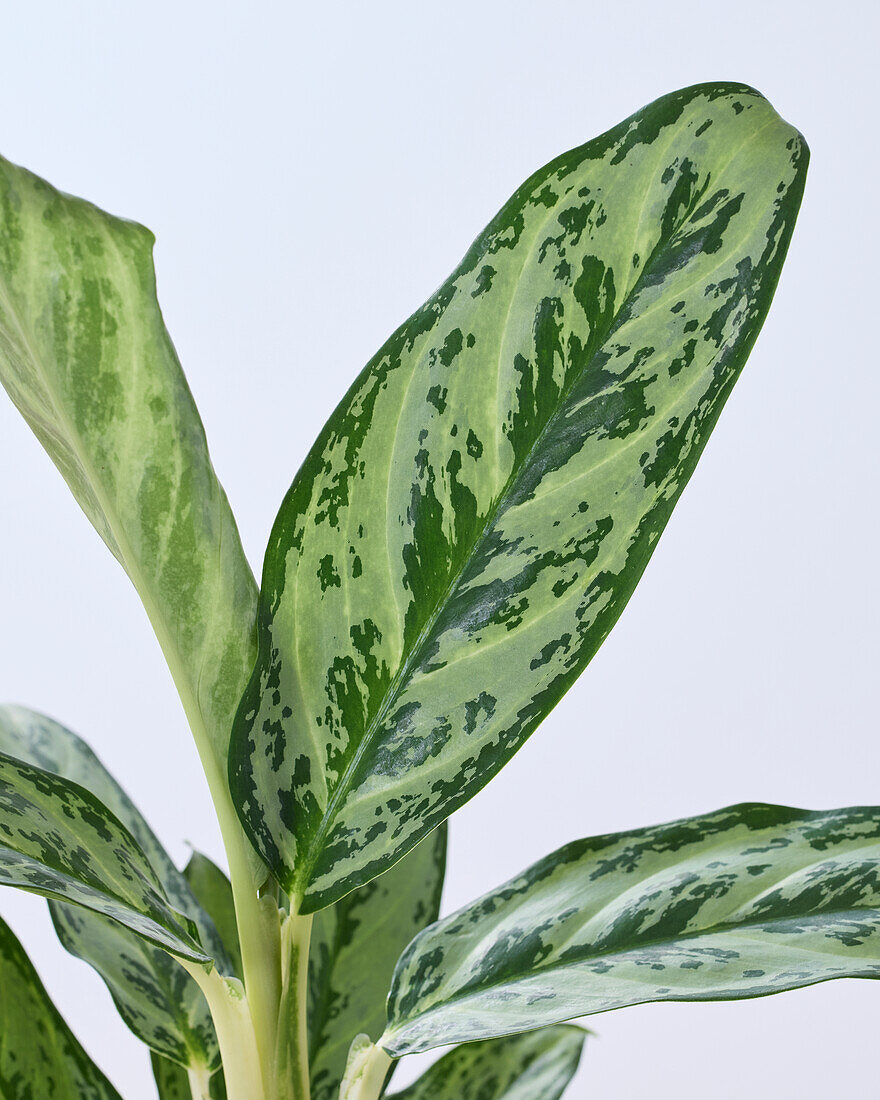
[0,705,228,1067]
[0,740,208,965]
[307,825,446,1100]
[0,155,257,784]
[388,1026,585,1100]
[0,914,121,1098]
[229,82,809,912]
[185,851,242,980]
[383,804,880,1054]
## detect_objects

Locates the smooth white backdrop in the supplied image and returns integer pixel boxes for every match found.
[0,2,877,1096]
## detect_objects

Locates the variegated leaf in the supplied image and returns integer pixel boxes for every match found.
[185,851,242,980]
[387,1026,585,1100]
[0,746,208,962]
[0,705,227,1068]
[151,1052,228,1100]
[384,804,880,1054]
[0,914,121,1098]
[0,154,257,794]
[307,825,446,1100]
[229,82,809,912]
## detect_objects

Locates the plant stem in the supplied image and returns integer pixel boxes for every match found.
[276,911,313,1100]
[338,1038,393,1100]
[172,689,282,1098]
[181,964,263,1100]
[187,1065,212,1100]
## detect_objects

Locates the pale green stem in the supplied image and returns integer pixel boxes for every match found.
[275,912,313,1100]
[181,964,263,1100]
[187,1065,212,1100]
[171,687,282,1098]
[338,1038,393,1100]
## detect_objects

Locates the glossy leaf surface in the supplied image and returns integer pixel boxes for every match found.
[0,914,121,1098]
[230,83,808,912]
[308,825,446,1100]
[0,155,257,779]
[0,705,227,1067]
[384,804,880,1054]
[0,746,208,963]
[388,1026,585,1100]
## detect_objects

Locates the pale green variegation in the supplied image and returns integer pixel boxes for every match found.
[186,852,244,981]
[229,82,809,913]
[0,81,821,1100]
[0,154,258,869]
[0,915,121,1098]
[0,745,209,961]
[384,804,880,1055]
[0,705,228,1069]
[387,1026,585,1100]
[306,825,446,1100]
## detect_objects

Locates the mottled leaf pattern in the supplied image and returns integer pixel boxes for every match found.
[0,154,257,784]
[387,1026,585,1100]
[308,825,446,1100]
[0,705,227,1068]
[229,82,809,912]
[384,804,880,1054]
[185,851,243,980]
[0,914,121,1098]
[0,745,208,961]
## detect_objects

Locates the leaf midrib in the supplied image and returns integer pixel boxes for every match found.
[384,902,880,1048]
[296,119,773,904]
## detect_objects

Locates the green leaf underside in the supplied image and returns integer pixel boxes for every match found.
[151,1053,227,1100]
[0,742,208,964]
[185,851,243,980]
[0,154,257,778]
[384,804,880,1055]
[0,706,227,1068]
[229,82,808,912]
[0,914,121,1098]
[387,1026,585,1100]
[308,824,446,1100]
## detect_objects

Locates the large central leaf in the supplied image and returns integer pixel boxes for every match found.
[230,83,808,912]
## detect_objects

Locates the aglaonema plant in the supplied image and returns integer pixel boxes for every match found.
[0,81,874,1100]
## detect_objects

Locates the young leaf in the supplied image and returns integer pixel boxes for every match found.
[387,1026,585,1100]
[0,747,208,961]
[229,82,809,912]
[185,851,243,980]
[0,705,228,1068]
[0,155,258,788]
[307,825,446,1100]
[0,914,122,1098]
[383,804,880,1054]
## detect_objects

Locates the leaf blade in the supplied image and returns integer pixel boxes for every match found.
[387,1026,585,1100]
[230,83,809,911]
[384,804,880,1054]
[185,851,242,981]
[0,155,257,781]
[0,914,121,1099]
[307,825,446,1100]
[0,745,208,962]
[0,705,226,1067]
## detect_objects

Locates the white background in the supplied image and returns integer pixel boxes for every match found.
[0,2,877,1096]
